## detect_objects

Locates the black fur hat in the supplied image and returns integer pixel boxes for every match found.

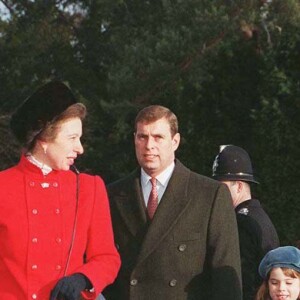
[212,145,259,184]
[10,81,77,146]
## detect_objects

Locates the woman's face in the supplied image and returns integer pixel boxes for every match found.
[268,268,300,300]
[41,117,84,171]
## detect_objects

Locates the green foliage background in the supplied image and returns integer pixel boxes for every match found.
[0,0,299,245]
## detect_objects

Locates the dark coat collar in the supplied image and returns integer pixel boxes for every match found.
[235,199,260,211]
[112,159,192,264]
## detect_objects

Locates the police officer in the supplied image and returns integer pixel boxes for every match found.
[212,145,279,300]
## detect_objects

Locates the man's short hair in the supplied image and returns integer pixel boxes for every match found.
[134,105,178,137]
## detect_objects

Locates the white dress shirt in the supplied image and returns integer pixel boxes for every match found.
[141,162,175,207]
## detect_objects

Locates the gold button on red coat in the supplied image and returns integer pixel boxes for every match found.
[32,209,38,215]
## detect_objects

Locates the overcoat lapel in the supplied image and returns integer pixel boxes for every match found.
[114,170,148,237]
[137,160,191,265]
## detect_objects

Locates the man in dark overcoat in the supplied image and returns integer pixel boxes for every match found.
[212,144,280,300]
[104,105,242,300]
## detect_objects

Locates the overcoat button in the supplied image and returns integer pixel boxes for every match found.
[32,238,38,243]
[29,182,35,187]
[169,279,177,287]
[32,293,37,299]
[53,182,58,187]
[32,264,38,270]
[178,244,187,252]
[32,209,38,215]
[56,265,62,270]
[130,279,138,286]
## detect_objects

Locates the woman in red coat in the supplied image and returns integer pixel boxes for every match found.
[0,81,120,300]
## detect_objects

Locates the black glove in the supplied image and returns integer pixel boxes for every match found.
[50,273,92,300]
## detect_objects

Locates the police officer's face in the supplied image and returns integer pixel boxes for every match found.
[222,181,239,207]
[134,118,180,177]
[39,118,84,171]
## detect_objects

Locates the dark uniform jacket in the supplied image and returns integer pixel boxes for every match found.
[235,199,279,300]
[104,160,242,300]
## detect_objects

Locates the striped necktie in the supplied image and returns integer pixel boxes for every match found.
[147,177,158,219]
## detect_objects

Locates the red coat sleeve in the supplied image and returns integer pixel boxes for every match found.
[74,175,121,298]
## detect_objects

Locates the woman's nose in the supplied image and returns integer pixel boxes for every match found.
[75,140,84,154]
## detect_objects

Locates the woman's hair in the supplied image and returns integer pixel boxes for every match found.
[134,105,178,137]
[27,103,86,152]
[255,268,300,300]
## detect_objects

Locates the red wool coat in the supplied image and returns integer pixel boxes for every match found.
[0,155,120,300]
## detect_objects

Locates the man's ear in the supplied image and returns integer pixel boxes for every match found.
[237,181,244,193]
[172,133,180,150]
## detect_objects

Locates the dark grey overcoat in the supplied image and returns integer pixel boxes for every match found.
[104,160,242,300]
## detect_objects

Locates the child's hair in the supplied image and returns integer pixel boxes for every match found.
[255,268,300,300]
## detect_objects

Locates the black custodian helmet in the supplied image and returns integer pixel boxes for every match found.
[212,145,259,184]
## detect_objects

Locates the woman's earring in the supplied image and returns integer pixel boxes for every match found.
[44,148,47,155]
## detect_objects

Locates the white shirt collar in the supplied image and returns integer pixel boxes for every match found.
[140,161,175,205]
[141,161,175,186]
[26,153,52,175]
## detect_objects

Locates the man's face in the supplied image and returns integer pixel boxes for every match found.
[134,117,180,177]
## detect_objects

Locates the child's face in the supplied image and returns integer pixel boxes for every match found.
[268,267,300,300]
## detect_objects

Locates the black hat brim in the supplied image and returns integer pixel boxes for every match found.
[212,174,259,184]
